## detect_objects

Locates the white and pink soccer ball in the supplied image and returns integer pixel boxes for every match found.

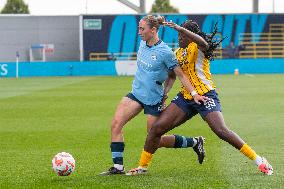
[52,152,75,176]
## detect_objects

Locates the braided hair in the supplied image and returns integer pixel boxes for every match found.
[182,20,225,60]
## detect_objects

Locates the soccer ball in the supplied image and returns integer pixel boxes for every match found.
[52,152,75,176]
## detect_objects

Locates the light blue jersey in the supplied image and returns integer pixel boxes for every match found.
[132,40,178,105]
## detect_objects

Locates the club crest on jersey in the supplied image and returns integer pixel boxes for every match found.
[182,50,187,57]
[151,54,157,60]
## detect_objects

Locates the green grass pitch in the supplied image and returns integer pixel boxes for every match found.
[0,75,283,188]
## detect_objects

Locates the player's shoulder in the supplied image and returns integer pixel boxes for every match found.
[183,42,198,55]
[159,41,172,50]
[157,41,174,55]
[188,42,198,50]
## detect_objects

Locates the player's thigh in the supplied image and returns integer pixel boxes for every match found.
[112,97,143,127]
[151,103,188,136]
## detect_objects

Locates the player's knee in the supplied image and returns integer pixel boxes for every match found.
[214,127,231,140]
[151,122,165,137]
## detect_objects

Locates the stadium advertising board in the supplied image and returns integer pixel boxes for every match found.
[82,14,283,61]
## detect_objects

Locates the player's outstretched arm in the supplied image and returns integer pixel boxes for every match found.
[163,21,209,52]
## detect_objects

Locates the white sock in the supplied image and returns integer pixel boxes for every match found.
[114,164,124,170]
[138,166,147,170]
[254,155,263,166]
[192,138,197,147]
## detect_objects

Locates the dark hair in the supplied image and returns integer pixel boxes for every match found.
[182,20,224,60]
[142,15,165,30]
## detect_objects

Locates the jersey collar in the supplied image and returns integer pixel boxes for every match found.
[146,39,162,48]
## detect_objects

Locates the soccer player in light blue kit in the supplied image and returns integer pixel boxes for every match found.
[100,15,208,175]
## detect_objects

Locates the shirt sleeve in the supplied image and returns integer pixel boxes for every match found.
[164,50,178,70]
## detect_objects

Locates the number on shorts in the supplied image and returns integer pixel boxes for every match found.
[204,98,216,110]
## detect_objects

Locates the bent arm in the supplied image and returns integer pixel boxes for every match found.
[173,66,195,94]
[173,66,209,104]
[163,70,176,96]
[163,21,209,52]
[178,26,208,51]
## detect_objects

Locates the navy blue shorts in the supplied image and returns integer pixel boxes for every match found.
[126,93,163,116]
[171,90,222,120]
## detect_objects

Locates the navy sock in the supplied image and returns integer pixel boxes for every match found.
[110,142,125,166]
[174,135,194,148]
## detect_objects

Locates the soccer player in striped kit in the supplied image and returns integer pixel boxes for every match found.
[127,20,273,176]
[100,16,208,175]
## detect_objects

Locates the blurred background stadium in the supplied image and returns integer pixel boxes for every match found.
[0,0,283,76]
[0,1,283,188]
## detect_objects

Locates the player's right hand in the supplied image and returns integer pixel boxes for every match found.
[193,94,210,105]
[161,94,168,110]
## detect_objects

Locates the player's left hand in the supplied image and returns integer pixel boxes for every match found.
[162,21,180,30]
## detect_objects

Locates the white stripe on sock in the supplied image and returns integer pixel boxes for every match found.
[192,138,197,147]
[254,155,263,166]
